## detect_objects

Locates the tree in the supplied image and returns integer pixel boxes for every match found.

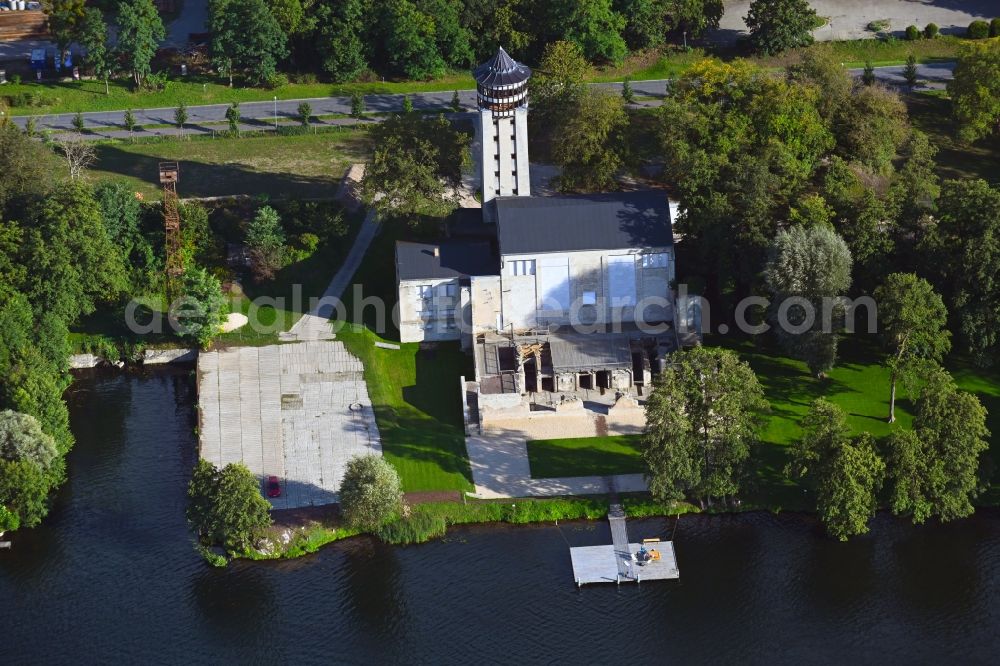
[20,182,127,322]
[874,273,950,422]
[351,92,366,118]
[270,0,304,35]
[834,85,909,176]
[887,369,990,523]
[246,205,286,282]
[745,0,817,55]
[862,60,876,86]
[313,0,367,82]
[787,46,852,120]
[657,59,834,298]
[116,0,165,89]
[552,89,628,192]
[888,130,940,231]
[297,101,312,127]
[558,0,627,64]
[924,179,1000,365]
[72,112,85,134]
[56,136,97,180]
[42,0,86,65]
[79,7,111,94]
[339,455,403,530]
[0,410,59,473]
[225,102,241,135]
[451,90,461,112]
[621,76,634,103]
[788,400,884,540]
[360,113,470,219]
[170,267,226,347]
[948,39,1000,142]
[643,346,768,504]
[617,0,725,49]
[763,224,853,378]
[401,95,414,114]
[903,54,919,88]
[186,460,272,554]
[209,0,288,86]
[0,459,52,529]
[380,0,446,79]
[0,122,57,211]
[123,109,139,139]
[529,40,589,158]
[817,433,885,541]
[0,504,19,534]
[174,102,188,133]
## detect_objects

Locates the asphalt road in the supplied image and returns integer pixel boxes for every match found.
[10,62,954,134]
[10,80,669,132]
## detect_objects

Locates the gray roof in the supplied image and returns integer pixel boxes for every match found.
[492,191,673,255]
[396,240,498,281]
[473,47,531,88]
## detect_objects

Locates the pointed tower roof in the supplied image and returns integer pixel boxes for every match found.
[473,47,531,88]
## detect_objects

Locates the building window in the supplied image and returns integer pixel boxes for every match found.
[582,291,597,305]
[642,253,669,268]
[417,285,433,299]
[508,259,535,276]
[438,282,457,298]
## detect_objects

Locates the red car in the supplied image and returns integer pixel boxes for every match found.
[266,475,281,498]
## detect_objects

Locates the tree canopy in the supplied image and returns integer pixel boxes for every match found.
[887,369,990,524]
[187,460,273,554]
[763,224,853,377]
[948,39,1000,142]
[745,0,817,55]
[116,0,165,88]
[643,346,768,504]
[360,114,470,219]
[210,0,289,86]
[339,455,403,530]
[874,273,950,422]
[552,89,628,192]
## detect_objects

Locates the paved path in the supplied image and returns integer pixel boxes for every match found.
[282,208,381,342]
[715,0,994,42]
[848,61,956,90]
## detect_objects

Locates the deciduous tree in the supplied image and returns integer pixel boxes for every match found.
[553,89,627,192]
[209,0,288,86]
[170,267,226,348]
[948,39,1000,142]
[186,460,273,554]
[339,455,403,530]
[887,369,990,523]
[246,205,286,282]
[79,7,111,94]
[763,225,853,377]
[42,0,86,65]
[643,346,768,504]
[745,0,817,55]
[313,0,367,82]
[116,0,165,88]
[0,410,59,473]
[874,273,950,422]
[360,114,470,219]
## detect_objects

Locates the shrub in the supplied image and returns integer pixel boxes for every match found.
[867,19,891,33]
[377,511,446,545]
[991,18,1000,37]
[968,20,990,39]
[265,72,288,89]
[339,455,402,531]
[142,71,169,91]
[905,25,920,41]
[924,23,939,39]
[290,72,317,84]
[10,74,21,85]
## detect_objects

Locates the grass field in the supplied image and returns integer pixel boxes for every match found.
[85,128,372,199]
[526,435,645,478]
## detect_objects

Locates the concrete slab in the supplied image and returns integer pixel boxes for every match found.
[197,341,382,509]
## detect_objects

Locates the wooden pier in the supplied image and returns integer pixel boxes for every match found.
[569,503,679,586]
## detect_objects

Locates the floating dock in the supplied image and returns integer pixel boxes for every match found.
[569,504,679,586]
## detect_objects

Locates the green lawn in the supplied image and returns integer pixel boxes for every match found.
[526,435,645,478]
[85,128,372,199]
[712,336,1000,508]
[332,219,475,492]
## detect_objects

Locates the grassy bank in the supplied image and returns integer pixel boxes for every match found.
[906,91,1000,185]
[526,435,645,478]
[85,127,371,199]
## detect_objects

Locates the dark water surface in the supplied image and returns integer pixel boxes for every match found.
[2,371,999,664]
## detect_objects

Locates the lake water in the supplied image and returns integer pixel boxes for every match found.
[2,370,999,664]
